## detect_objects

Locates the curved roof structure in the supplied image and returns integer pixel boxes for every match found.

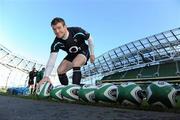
[0,44,45,87]
[82,27,180,80]
[0,44,44,73]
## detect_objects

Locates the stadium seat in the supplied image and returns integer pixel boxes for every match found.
[159,62,177,77]
[141,65,159,78]
[122,68,141,79]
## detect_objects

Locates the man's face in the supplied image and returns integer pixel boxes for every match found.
[33,68,36,71]
[51,22,67,38]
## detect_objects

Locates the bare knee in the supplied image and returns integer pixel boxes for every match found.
[72,58,86,67]
[72,54,87,67]
[72,62,81,67]
[57,67,66,74]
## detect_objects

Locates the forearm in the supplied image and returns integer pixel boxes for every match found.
[44,52,58,77]
[87,36,94,55]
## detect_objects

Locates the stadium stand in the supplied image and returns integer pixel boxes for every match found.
[159,62,177,77]
[0,44,45,88]
[81,27,180,85]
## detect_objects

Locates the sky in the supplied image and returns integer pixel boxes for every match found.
[0,0,180,67]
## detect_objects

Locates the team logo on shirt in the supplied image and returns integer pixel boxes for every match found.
[69,46,80,53]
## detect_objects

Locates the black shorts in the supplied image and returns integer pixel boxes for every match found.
[28,79,34,85]
[64,49,90,65]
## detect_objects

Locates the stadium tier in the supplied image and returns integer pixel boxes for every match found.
[81,27,180,84]
[0,44,44,72]
[0,44,45,88]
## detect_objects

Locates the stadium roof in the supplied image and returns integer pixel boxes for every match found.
[0,44,45,73]
[82,27,180,79]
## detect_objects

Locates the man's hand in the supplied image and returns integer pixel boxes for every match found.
[90,55,95,63]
